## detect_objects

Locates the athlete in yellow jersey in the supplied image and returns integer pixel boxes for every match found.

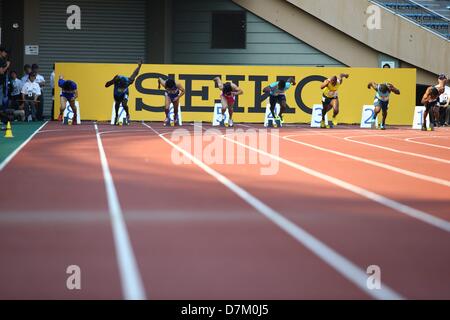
[320,73,349,128]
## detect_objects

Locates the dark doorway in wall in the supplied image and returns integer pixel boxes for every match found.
[211,11,246,49]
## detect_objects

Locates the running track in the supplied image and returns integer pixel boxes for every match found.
[0,122,449,299]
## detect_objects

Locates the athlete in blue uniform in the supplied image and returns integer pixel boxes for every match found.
[58,76,78,124]
[158,77,185,126]
[263,77,296,124]
[367,82,400,130]
[105,60,142,125]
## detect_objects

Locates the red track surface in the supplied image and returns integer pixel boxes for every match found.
[0,122,449,299]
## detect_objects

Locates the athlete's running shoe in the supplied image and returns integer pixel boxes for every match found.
[279,115,284,124]
[421,125,427,131]
[371,118,377,129]
[380,124,386,130]
[320,120,326,129]
[332,116,338,127]
[163,118,170,126]
[228,119,234,127]
[126,115,131,125]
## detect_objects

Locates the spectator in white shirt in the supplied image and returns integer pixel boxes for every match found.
[21,64,32,84]
[31,64,45,121]
[21,72,41,121]
[441,84,450,126]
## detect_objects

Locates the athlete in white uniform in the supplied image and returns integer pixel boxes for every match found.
[367,82,400,130]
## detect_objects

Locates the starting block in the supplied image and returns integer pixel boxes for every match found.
[264,101,282,128]
[311,104,329,128]
[62,101,81,125]
[212,103,230,127]
[111,103,128,125]
[412,106,429,129]
[168,103,183,126]
[360,105,378,129]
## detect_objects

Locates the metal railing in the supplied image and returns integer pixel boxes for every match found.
[372,0,450,40]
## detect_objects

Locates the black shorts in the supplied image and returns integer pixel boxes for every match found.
[270,95,286,107]
[114,94,128,103]
[322,95,337,108]
[425,100,438,111]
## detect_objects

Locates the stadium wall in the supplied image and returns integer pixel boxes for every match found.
[55,63,416,125]
[172,0,343,66]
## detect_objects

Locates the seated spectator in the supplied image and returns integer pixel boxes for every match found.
[21,64,32,84]
[8,71,25,121]
[441,83,450,126]
[32,64,45,121]
[21,72,41,121]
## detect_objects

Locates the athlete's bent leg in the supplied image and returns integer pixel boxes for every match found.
[332,98,339,118]
[220,96,229,120]
[114,101,121,125]
[69,99,78,124]
[432,106,440,127]
[59,96,68,121]
[381,109,388,128]
[279,98,287,121]
[164,95,171,125]
[173,100,180,124]
[269,95,277,118]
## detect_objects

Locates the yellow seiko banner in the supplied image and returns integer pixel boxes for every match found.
[54,63,416,124]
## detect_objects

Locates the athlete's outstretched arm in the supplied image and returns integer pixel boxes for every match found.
[105,75,118,88]
[214,77,224,90]
[231,83,243,96]
[128,59,143,84]
[320,79,330,90]
[158,77,167,89]
[338,73,350,84]
[388,83,400,95]
[262,84,272,93]
[421,87,432,105]
[367,82,378,90]
[287,77,296,85]
[175,83,186,101]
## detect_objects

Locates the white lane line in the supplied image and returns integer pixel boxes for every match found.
[344,135,450,164]
[38,128,94,133]
[220,133,450,234]
[280,134,450,188]
[94,123,146,300]
[405,137,450,150]
[142,122,402,300]
[99,129,150,135]
[0,121,48,172]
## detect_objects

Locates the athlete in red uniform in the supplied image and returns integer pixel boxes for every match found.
[213,77,243,127]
